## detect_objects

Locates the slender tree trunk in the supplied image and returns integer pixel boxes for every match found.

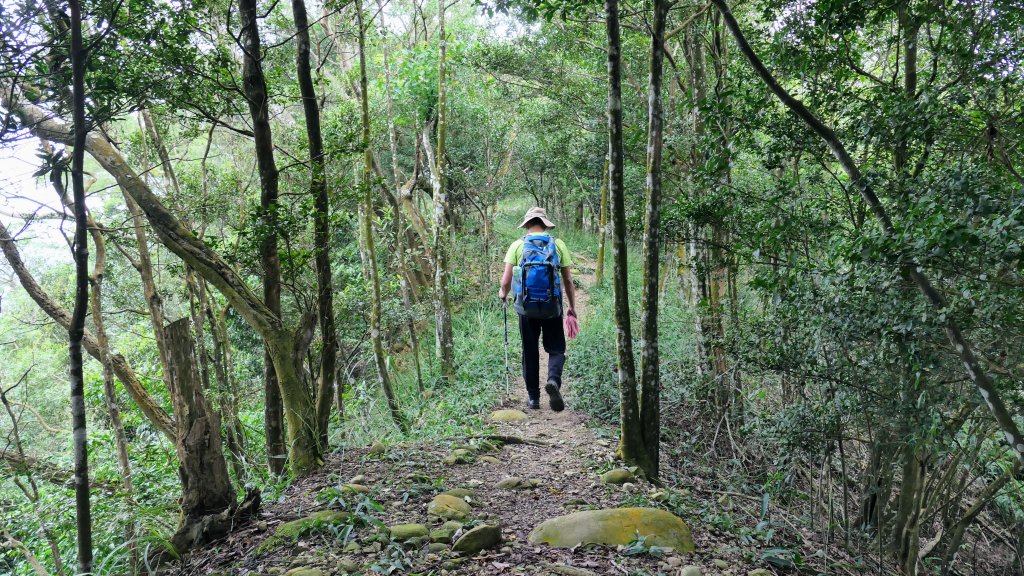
[431,0,456,384]
[357,0,410,432]
[379,1,425,392]
[291,0,337,449]
[605,0,652,475]
[637,0,669,481]
[238,0,288,474]
[67,0,93,568]
[207,298,247,484]
[595,156,609,286]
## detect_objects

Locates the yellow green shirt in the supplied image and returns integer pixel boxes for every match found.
[504,233,573,268]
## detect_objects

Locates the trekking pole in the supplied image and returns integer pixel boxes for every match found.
[502,300,511,397]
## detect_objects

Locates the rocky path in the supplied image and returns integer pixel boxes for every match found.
[169,260,720,576]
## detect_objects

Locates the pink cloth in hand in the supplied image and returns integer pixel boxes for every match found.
[564,310,579,340]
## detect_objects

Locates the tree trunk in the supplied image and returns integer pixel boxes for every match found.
[67,2,93,567]
[291,0,337,450]
[165,317,237,551]
[605,0,653,475]
[238,0,288,474]
[357,0,410,432]
[939,462,1020,573]
[430,0,456,385]
[380,0,425,393]
[712,0,1024,466]
[637,0,669,481]
[207,298,247,484]
[595,156,609,286]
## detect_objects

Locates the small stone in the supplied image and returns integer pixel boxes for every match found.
[428,494,473,520]
[600,468,635,485]
[713,559,730,570]
[342,484,370,494]
[480,455,501,464]
[255,521,269,532]
[390,523,429,541]
[283,569,323,576]
[747,570,772,576]
[667,557,683,567]
[488,409,528,422]
[680,566,702,576]
[496,477,523,489]
[337,559,360,574]
[443,448,476,465]
[427,542,448,553]
[622,482,636,491]
[452,524,501,555]
[349,474,366,484]
[650,491,669,501]
[343,541,360,552]
[368,441,386,455]
[442,558,465,570]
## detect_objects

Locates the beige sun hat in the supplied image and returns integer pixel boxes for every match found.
[518,206,556,229]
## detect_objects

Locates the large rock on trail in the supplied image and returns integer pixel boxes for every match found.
[389,523,429,541]
[528,508,694,552]
[452,523,502,555]
[600,468,635,485]
[427,494,473,520]
[488,409,528,422]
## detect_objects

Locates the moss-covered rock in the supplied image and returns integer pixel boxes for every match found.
[257,511,350,553]
[427,494,472,520]
[528,508,694,552]
[442,488,479,506]
[342,483,370,494]
[488,409,528,422]
[452,524,501,555]
[430,520,464,543]
[389,523,429,541]
[599,468,635,485]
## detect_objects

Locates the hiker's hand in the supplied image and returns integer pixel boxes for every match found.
[567,308,576,317]
[498,288,507,302]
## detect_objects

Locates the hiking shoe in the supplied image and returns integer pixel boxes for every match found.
[545,380,564,412]
[527,398,540,410]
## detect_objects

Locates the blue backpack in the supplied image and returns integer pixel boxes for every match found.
[512,234,563,319]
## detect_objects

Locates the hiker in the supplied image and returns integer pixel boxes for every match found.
[498,207,578,411]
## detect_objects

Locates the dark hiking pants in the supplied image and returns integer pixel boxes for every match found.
[518,314,566,401]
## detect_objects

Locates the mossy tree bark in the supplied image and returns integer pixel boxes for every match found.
[290,0,338,449]
[595,156,609,286]
[238,0,288,474]
[431,0,456,385]
[357,0,410,433]
[637,0,669,480]
[605,0,654,477]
